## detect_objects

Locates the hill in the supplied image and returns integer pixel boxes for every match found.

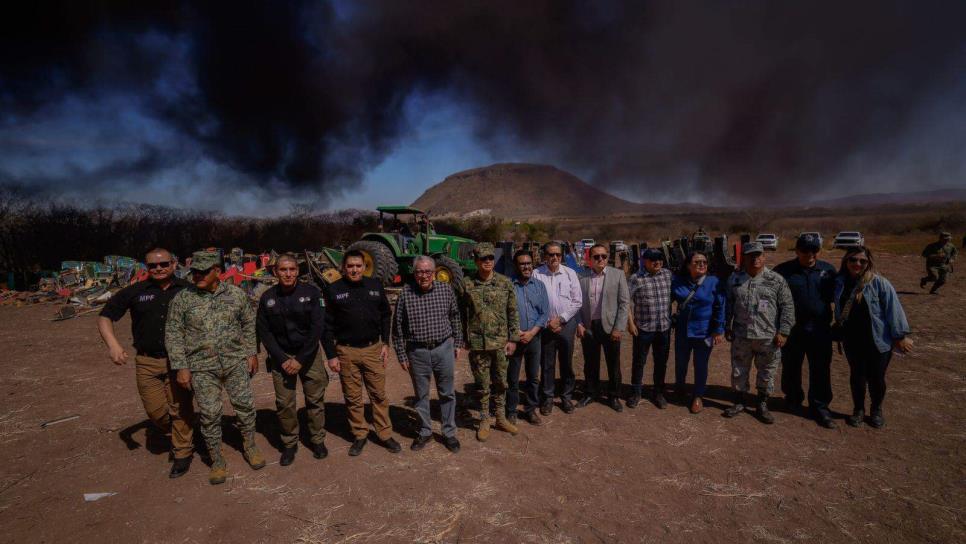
[807,188,966,208]
[411,163,657,219]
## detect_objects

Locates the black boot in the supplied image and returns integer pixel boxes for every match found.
[312,441,328,459]
[279,445,297,466]
[626,390,641,409]
[723,391,745,418]
[869,408,885,429]
[847,408,864,427]
[169,456,192,479]
[756,392,774,424]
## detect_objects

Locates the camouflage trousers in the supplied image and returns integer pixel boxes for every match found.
[730,337,780,395]
[469,349,508,420]
[191,363,257,456]
[922,266,949,291]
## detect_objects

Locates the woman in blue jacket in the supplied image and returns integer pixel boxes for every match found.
[671,252,725,413]
[835,247,913,429]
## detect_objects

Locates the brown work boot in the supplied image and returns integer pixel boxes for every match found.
[476,418,491,442]
[243,436,266,470]
[495,416,519,436]
[208,453,228,485]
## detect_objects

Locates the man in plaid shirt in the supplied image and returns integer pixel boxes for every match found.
[627,249,673,409]
[392,255,464,453]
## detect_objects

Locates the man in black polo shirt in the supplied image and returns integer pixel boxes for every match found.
[256,253,327,466]
[98,248,194,478]
[322,250,401,457]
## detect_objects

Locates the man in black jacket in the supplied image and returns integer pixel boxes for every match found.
[774,234,837,429]
[322,250,401,457]
[256,254,327,465]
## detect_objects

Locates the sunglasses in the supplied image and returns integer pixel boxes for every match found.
[545,252,562,258]
[147,261,171,269]
[692,261,708,266]
[478,256,495,262]
[848,257,869,265]
[591,254,608,261]
[191,266,214,275]
[517,261,533,267]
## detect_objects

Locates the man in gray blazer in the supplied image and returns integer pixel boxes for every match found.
[576,244,630,412]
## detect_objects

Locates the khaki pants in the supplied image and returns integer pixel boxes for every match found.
[134,355,194,459]
[336,343,392,441]
[272,354,328,448]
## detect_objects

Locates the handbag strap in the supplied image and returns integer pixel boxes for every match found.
[679,275,706,312]
[838,279,864,325]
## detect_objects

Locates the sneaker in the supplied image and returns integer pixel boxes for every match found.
[280,445,297,466]
[312,442,328,459]
[411,435,432,451]
[169,456,191,479]
[756,396,774,424]
[443,436,461,453]
[723,403,745,418]
[348,438,367,456]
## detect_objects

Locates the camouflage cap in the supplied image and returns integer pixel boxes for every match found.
[474,242,496,258]
[941,231,952,238]
[796,233,821,251]
[190,250,221,271]
[742,241,764,255]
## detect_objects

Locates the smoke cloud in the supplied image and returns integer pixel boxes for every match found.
[2,0,965,206]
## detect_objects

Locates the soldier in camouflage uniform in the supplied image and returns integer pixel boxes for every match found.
[459,242,521,441]
[166,251,266,485]
[920,232,958,294]
[724,242,795,424]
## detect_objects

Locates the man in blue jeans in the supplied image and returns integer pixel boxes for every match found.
[627,249,673,409]
[508,249,550,425]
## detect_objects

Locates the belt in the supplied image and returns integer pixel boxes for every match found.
[407,337,451,351]
[137,350,167,359]
[338,338,380,349]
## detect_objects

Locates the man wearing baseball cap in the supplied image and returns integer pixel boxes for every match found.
[166,250,266,484]
[774,234,838,428]
[724,242,795,424]
[626,248,673,409]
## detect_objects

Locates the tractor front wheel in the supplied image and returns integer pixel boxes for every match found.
[347,241,399,286]
[434,255,464,286]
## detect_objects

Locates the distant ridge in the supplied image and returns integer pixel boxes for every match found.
[807,188,966,208]
[411,163,703,219]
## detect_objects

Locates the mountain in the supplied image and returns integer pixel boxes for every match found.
[807,188,966,208]
[411,163,691,219]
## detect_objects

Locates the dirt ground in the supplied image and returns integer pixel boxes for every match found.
[0,247,963,543]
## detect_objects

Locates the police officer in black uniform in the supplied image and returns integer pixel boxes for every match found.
[774,234,837,428]
[256,253,327,465]
[97,248,195,478]
[321,249,400,456]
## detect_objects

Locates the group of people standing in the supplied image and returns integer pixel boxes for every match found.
[97,233,914,485]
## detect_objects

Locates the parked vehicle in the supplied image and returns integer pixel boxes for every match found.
[611,240,628,252]
[755,233,779,251]
[798,231,823,248]
[833,231,865,249]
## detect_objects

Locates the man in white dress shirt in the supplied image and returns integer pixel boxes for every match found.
[533,242,583,415]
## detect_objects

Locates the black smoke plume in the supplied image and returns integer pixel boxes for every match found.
[2,0,965,203]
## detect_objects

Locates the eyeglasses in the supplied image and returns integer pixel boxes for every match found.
[848,257,869,265]
[478,256,495,262]
[147,261,171,269]
[591,254,608,261]
[692,261,708,266]
[414,270,434,276]
[545,252,562,258]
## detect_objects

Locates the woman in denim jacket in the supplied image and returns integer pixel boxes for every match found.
[834,247,913,428]
[671,252,726,414]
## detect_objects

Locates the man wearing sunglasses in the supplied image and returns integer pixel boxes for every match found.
[724,242,795,424]
[166,250,265,485]
[576,244,630,411]
[459,242,521,441]
[533,242,583,415]
[774,233,838,428]
[98,248,195,479]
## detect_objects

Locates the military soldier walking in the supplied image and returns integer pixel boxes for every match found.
[97,248,195,478]
[920,232,957,294]
[322,250,401,456]
[459,243,521,441]
[166,251,266,485]
[256,253,327,466]
[724,242,795,424]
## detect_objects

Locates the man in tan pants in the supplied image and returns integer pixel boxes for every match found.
[322,250,401,456]
[98,248,195,478]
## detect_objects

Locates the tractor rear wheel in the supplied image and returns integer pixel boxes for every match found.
[347,241,399,286]
[434,255,464,286]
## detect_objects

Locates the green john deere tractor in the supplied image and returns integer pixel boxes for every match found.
[346,206,477,286]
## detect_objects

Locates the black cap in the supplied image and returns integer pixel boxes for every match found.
[796,233,821,251]
[642,248,664,261]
